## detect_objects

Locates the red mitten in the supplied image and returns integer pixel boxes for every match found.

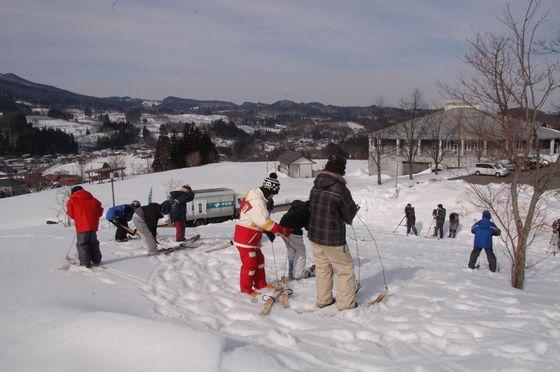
[277,226,293,237]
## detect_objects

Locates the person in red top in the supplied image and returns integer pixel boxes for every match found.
[66,186,104,267]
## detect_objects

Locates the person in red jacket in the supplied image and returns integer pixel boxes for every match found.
[66,186,104,267]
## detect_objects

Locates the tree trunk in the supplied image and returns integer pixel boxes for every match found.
[510,238,526,289]
[376,162,382,185]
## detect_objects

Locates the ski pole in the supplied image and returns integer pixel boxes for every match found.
[425,219,434,238]
[392,216,406,233]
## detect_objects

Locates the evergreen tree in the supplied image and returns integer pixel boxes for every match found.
[152,126,172,172]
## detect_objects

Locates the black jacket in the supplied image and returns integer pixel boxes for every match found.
[404,206,416,225]
[280,200,310,236]
[136,203,163,237]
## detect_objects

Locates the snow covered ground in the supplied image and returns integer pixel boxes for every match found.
[29,118,97,138]
[1,161,559,371]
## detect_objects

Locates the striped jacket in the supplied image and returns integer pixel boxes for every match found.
[234,187,279,248]
[308,171,358,246]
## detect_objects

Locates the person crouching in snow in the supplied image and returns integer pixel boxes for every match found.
[132,202,169,255]
[106,200,141,242]
[66,186,104,268]
[279,200,310,280]
[233,173,292,297]
[169,185,195,242]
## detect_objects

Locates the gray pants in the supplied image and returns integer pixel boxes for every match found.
[281,234,306,279]
[132,214,157,254]
[76,231,101,267]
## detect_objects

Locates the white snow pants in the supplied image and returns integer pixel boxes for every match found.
[132,214,157,254]
[281,234,306,279]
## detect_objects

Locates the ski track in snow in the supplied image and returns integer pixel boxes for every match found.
[2,163,560,370]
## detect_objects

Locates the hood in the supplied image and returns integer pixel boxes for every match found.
[169,190,182,198]
[482,210,491,220]
[69,189,95,201]
[314,171,346,189]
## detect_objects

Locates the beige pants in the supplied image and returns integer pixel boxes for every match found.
[311,241,357,310]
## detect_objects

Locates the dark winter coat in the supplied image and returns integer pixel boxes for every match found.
[435,207,446,224]
[471,214,500,249]
[135,203,163,237]
[280,200,310,236]
[404,206,416,226]
[106,204,135,223]
[308,171,358,246]
[169,189,195,222]
[66,190,104,233]
[449,212,459,229]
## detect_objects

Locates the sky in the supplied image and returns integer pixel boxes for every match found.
[0,0,559,107]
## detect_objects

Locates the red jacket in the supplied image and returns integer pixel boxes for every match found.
[66,190,104,233]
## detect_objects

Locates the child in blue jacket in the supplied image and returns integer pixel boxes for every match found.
[106,200,141,242]
[468,210,501,272]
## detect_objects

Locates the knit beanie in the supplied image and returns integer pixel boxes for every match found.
[261,173,280,195]
[324,154,347,175]
[178,184,191,193]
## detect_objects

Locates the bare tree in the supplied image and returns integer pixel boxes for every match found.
[423,112,454,175]
[369,96,395,185]
[51,187,72,226]
[400,88,428,179]
[443,0,560,289]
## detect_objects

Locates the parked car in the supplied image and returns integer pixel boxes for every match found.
[497,161,515,172]
[474,163,510,177]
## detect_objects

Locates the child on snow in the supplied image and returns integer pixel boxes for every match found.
[279,200,310,280]
[448,212,459,238]
[404,203,418,236]
[468,210,501,272]
[432,204,446,239]
[168,185,195,242]
[66,186,104,268]
[233,173,291,297]
[106,200,141,242]
[132,202,169,255]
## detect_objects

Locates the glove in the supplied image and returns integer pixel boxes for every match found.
[277,226,293,237]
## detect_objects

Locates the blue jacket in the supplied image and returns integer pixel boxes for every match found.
[169,190,195,222]
[471,217,500,249]
[106,204,135,223]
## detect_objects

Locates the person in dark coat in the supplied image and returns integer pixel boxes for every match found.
[309,155,359,311]
[551,218,560,255]
[448,212,459,238]
[280,200,311,279]
[468,210,501,272]
[66,186,104,267]
[132,202,169,254]
[169,185,195,242]
[106,200,141,242]
[433,204,446,239]
[404,203,418,236]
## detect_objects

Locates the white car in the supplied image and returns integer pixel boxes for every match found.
[474,163,510,177]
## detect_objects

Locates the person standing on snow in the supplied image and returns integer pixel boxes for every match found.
[309,155,359,311]
[468,210,501,272]
[105,200,141,242]
[233,173,291,297]
[66,186,104,268]
[132,202,169,255]
[169,185,195,242]
[433,204,446,239]
[404,203,418,236]
[551,218,560,255]
[448,212,459,238]
[279,200,311,280]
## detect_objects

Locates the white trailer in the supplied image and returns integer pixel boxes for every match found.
[186,187,240,226]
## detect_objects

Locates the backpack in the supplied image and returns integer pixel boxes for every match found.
[160,200,173,215]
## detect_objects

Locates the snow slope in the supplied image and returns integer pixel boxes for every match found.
[1,161,560,371]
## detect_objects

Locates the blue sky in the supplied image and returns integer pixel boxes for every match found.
[1,0,558,106]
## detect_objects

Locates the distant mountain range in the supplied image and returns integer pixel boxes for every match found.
[0,73,419,122]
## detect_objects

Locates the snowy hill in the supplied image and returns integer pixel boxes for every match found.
[1,161,559,371]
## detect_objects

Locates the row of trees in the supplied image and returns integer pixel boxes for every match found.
[152,124,218,172]
[0,113,78,155]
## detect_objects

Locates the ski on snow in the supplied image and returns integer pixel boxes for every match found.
[149,235,202,255]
